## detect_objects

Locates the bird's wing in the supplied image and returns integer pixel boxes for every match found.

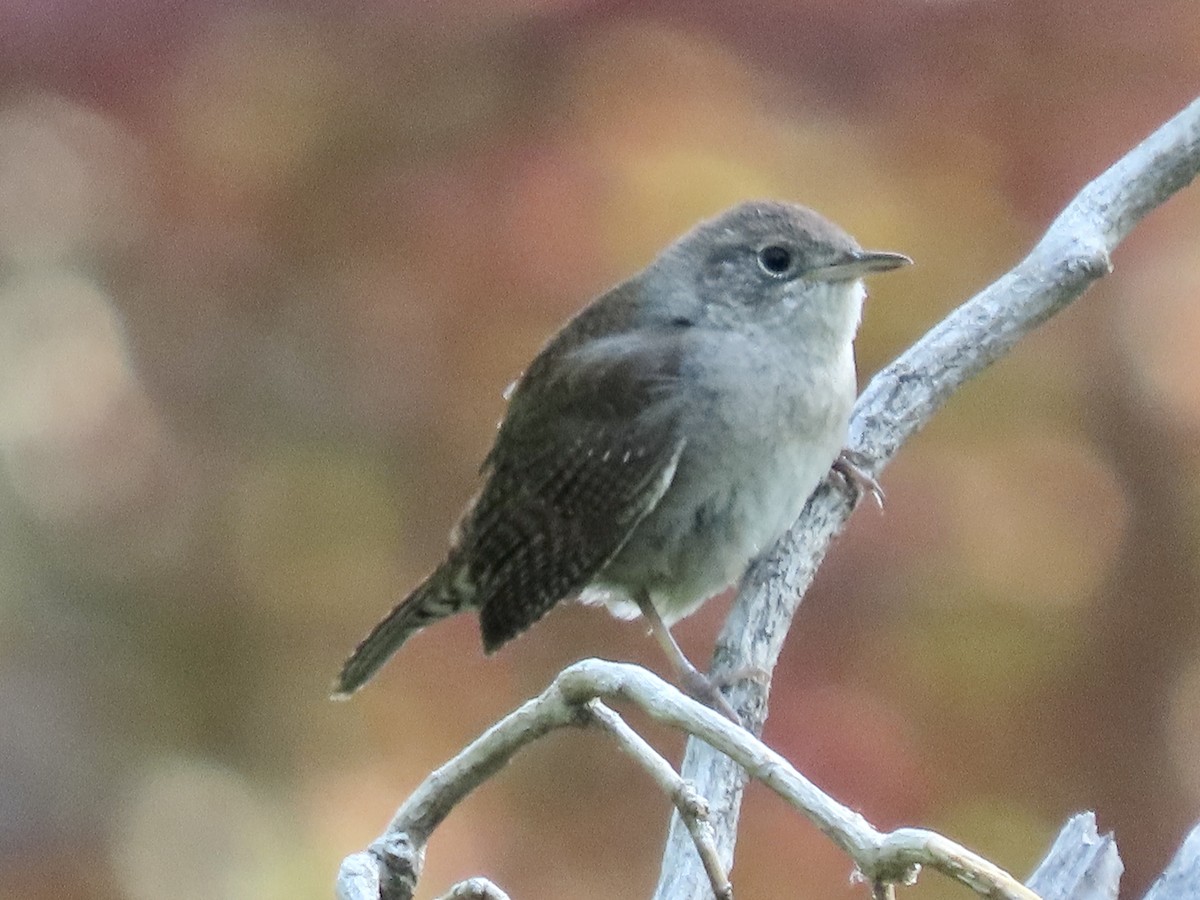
[460,327,690,652]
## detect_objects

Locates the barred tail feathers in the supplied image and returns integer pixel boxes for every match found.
[331,564,467,698]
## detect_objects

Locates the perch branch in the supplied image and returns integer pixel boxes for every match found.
[337,659,1042,900]
[655,93,1200,900]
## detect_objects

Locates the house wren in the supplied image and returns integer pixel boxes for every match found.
[333,200,910,716]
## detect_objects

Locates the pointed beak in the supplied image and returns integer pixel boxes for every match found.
[805,250,913,282]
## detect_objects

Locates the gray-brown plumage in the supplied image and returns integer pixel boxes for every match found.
[333,201,909,701]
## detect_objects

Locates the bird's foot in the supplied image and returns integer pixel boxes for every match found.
[678,663,743,727]
[712,665,771,690]
[632,588,746,726]
[831,448,885,509]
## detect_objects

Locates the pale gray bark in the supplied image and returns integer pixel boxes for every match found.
[335,659,1200,900]
[337,660,1044,900]
[1027,813,1122,900]
[1025,814,1200,900]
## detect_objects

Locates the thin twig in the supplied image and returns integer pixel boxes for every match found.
[582,699,732,900]
[336,659,1041,900]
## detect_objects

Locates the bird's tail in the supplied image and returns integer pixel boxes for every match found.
[331,563,466,699]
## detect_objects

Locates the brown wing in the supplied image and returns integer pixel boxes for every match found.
[459,327,689,652]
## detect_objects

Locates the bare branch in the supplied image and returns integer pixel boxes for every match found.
[337,659,1045,900]
[337,833,423,900]
[336,691,580,900]
[581,700,732,900]
[656,93,1200,900]
[1026,813,1122,900]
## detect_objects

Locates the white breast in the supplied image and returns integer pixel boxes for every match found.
[588,303,860,623]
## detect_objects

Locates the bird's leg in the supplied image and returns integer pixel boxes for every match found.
[634,590,742,726]
[831,448,885,509]
[713,665,771,690]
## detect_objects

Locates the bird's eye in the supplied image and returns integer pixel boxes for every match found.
[757,244,794,276]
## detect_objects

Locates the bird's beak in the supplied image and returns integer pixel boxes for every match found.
[805,250,913,282]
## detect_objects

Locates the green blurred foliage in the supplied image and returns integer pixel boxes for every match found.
[1,2,1199,898]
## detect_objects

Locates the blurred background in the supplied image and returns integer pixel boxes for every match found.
[1,2,1199,898]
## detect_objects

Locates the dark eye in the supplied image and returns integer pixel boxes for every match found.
[757,244,794,276]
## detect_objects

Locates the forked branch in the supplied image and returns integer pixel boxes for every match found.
[337,660,1045,900]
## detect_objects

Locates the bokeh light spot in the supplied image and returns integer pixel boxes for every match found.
[1167,653,1200,804]
[1117,239,1200,432]
[0,93,148,265]
[166,11,347,214]
[110,757,287,900]
[923,435,1129,611]
[0,270,177,533]
[0,271,129,445]
[231,448,401,623]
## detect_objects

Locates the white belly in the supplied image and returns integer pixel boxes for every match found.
[585,337,856,623]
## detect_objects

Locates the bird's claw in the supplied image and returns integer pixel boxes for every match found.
[679,665,743,727]
[831,448,885,509]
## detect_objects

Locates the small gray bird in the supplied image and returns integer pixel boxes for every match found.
[333,200,909,715]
